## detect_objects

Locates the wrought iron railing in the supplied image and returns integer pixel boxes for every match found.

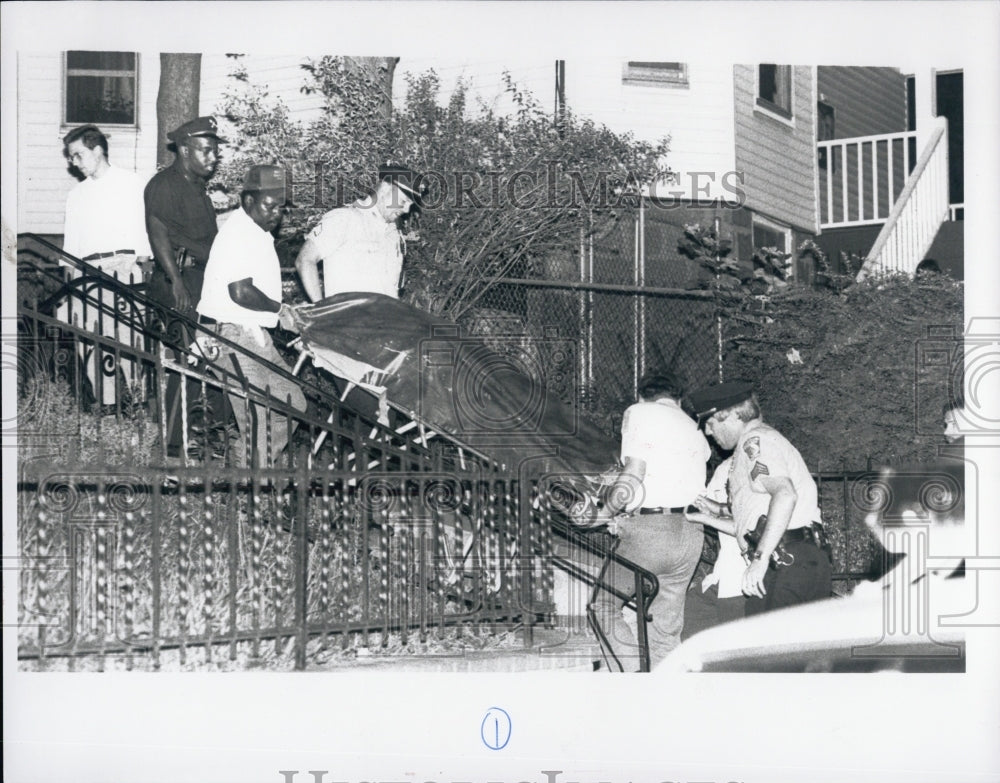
[14,233,662,671]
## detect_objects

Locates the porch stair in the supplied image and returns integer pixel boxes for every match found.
[309,627,603,672]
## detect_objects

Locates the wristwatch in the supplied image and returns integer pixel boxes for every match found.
[751,550,765,561]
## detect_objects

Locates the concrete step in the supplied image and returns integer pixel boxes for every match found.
[309,627,602,672]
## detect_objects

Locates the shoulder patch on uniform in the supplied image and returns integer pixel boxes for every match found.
[743,436,761,460]
[750,462,770,480]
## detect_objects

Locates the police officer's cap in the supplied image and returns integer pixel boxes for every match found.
[378,163,423,207]
[687,381,754,420]
[168,116,227,144]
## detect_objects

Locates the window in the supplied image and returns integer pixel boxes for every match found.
[752,218,789,254]
[756,64,792,119]
[622,62,688,88]
[64,51,138,127]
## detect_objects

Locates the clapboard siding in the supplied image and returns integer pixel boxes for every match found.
[733,64,817,233]
[200,54,325,123]
[394,58,737,201]
[17,51,160,236]
[817,66,907,138]
[564,60,736,201]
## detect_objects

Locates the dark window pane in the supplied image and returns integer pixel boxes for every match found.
[64,51,137,125]
[628,62,683,71]
[759,64,778,102]
[67,51,135,71]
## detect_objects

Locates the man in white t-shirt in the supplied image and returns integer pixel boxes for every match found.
[59,124,152,407]
[295,164,422,301]
[197,165,306,467]
[583,372,711,670]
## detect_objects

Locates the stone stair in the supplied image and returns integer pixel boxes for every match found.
[309,626,602,672]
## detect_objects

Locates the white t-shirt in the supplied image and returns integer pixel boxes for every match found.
[729,420,822,537]
[619,397,711,511]
[62,165,151,271]
[305,200,404,298]
[197,208,282,328]
[701,458,746,599]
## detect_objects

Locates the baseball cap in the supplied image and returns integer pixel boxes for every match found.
[168,116,227,144]
[242,164,294,206]
[686,381,754,420]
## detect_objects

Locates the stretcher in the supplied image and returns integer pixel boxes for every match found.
[282,292,619,479]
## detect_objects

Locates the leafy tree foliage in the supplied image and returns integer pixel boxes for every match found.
[681,227,964,466]
[213,56,670,319]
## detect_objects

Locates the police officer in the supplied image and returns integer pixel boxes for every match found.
[295,164,422,302]
[687,382,832,614]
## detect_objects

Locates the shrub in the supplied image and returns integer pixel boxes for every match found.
[681,226,964,465]
[213,57,671,320]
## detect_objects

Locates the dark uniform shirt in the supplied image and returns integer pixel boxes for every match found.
[143,162,218,263]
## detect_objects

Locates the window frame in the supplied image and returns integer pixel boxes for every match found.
[751,213,804,283]
[622,61,689,88]
[62,50,140,129]
[755,64,794,124]
[751,214,792,254]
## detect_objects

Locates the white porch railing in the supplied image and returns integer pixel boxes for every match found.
[856,117,950,281]
[818,130,917,229]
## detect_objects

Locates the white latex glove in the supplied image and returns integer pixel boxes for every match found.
[187,335,220,365]
[278,303,302,333]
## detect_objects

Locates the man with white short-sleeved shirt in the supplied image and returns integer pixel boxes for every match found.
[688,381,832,615]
[583,372,711,670]
[295,164,422,301]
[197,164,306,467]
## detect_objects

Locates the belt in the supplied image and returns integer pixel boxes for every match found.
[638,506,686,515]
[781,526,812,544]
[780,524,827,548]
[81,249,136,262]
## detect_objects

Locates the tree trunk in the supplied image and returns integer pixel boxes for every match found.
[344,57,398,120]
[156,54,202,169]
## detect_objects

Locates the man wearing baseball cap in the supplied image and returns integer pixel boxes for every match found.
[686,381,832,614]
[295,163,423,302]
[197,164,306,468]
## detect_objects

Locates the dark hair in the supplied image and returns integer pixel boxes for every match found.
[62,124,109,159]
[916,258,941,276]
[637,371,685,401]
[729,395,762,421]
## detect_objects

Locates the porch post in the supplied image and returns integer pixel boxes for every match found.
[914,68,938,152]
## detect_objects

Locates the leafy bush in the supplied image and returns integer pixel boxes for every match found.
[681,226,964,465]
[213,57,670,320]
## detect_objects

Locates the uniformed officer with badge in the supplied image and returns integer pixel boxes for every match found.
[687,382,832,614]
[295,164,422,302]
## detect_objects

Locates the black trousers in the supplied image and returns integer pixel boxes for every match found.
[146,264,229,455]
[745,539,833,615]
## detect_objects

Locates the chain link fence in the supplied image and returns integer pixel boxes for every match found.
[475,203,722,432]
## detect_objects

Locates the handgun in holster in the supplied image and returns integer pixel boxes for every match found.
[742,515,795,568]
